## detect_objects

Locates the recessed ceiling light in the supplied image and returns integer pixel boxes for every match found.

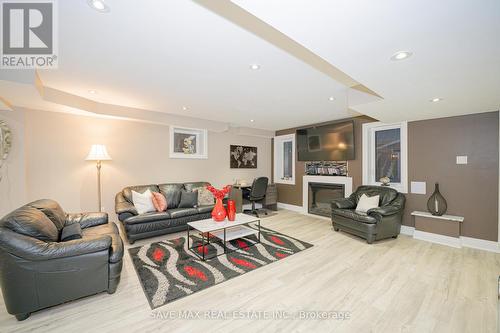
[430,97,443,102]
[328,96,335,101]
[390,51,412,61]
[88,89,97,94]
[250,119,255,122]
[88,0,110,13]
[182,106,188,111]
[249,64,261,70]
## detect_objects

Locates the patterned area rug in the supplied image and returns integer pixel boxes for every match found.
[129,225,313,309]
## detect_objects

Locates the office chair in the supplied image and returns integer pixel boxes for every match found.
[243,177,269,217]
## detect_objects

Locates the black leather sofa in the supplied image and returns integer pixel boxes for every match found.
[331,186,405,244]
[0,199,123,321]
[115,181,232,244]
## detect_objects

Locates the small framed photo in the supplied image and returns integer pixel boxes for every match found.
[169,126,208,159]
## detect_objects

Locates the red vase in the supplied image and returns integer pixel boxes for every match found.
[211,198,226,222]
[227,200,236,221]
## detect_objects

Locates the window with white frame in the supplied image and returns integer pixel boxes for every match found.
[362,122,408,193]
[274,134,295,185]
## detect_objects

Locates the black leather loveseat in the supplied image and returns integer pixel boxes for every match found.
[0,199,123,321]
[115,181,234,244]
[331,186,405,244]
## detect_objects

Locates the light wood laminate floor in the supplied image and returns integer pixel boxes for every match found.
[1,210,499,332]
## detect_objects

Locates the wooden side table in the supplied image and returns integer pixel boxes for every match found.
[411,211,464,247]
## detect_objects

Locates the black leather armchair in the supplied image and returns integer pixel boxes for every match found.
[331,186,405,244]
[0,199,124,321]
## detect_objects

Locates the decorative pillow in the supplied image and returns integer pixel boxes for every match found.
[194,187,215,206]
[178,190,198,208]
[151,192,167,212]
[356,194,380,213]
[60,223,82,242]
[158,184,183,209]
[132,189,156,215]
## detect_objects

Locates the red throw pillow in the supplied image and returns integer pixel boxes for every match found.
[151,192,167,212]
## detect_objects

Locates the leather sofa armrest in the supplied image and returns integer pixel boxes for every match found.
[0,228,112,261]
[66,212,108,229]
[331,197,356,209]
[367,193,406,217]
[367,206,400,217]
[115,192,138,216]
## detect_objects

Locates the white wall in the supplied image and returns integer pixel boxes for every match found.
[23,110,271,218]
[0,109,26,217]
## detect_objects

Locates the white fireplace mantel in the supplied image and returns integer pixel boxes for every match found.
[302,176,353,215]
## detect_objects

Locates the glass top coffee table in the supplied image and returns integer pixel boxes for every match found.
[187,213,261,261]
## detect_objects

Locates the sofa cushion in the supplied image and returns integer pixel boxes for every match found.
[197,205,215,214]
[355,194,379,213]
[151,192,167,212]
[61,222,83,241]
[167,208,199,219]
[0,205,59,242]
[158,183,183,209]
[184,182,209,192]
[82,222,124,263]
[132,189,156,215]
[123,184,160,203]
[28,199,66,231]
[194,187,215,206]
[123,211,171,225]
[178,190,198,208]
[332,209,377,224]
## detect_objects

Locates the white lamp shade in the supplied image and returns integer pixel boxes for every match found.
[86,144,112,161]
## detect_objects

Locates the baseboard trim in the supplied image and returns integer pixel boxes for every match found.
[461,236,500,253]
[413,230,461,248]
[400,226,500,253]
[277,202,304,213]
[400,225,415,236]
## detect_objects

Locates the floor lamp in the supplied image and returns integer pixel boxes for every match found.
[86,144,112,212]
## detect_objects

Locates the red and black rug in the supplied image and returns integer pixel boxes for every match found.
[128,225,313,309]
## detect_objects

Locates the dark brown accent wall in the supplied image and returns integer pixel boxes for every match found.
[274,111,499,241]
[406,111,498,241]
[274,116,375,206]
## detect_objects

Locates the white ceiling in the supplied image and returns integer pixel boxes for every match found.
[233,0,500,122]
[38,0,371,130]
[1,0,499,130]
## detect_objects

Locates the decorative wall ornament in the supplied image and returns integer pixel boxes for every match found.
[379,176,391,186]
[427,183,448,216]
[0,120,12,182]
[230,145,257,168]
[169,126,208,159]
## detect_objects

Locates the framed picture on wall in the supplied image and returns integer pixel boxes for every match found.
[230,145,257,168]
[169,126,208,159]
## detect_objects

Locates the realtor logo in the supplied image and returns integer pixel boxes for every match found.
[1,0,58,68]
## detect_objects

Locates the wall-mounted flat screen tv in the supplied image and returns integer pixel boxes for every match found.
[296,121,355,161]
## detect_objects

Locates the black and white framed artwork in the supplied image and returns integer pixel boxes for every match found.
[230,145,257,168]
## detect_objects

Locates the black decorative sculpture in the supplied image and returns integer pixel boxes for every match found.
[427,183,447,216]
